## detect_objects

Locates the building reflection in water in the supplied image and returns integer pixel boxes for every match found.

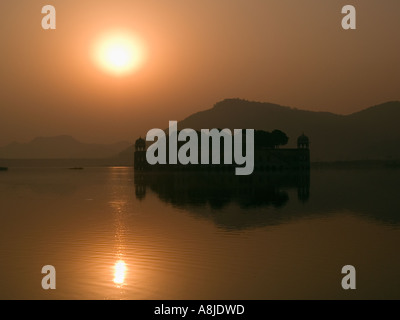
[134,170,310,210]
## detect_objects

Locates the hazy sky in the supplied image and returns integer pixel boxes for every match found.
[0,0,399,145]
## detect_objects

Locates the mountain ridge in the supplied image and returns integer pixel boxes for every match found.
[175,99,400,161]
[1,99,399,162]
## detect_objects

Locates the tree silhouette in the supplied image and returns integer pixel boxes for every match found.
[271,130,289,148]
[254,130,288,149]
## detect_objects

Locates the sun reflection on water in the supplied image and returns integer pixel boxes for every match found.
[109,168,132,291]
[113,260,127,286]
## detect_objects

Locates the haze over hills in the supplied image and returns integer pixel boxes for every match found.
[0,135,130,159]
[1,99,399,163]
[174,99,400,162]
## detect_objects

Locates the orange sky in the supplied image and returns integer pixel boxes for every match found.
[0,0,399,145]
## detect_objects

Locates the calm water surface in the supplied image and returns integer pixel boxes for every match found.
[0,167,399,299]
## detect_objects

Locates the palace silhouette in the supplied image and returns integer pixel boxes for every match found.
[134,132,310,173]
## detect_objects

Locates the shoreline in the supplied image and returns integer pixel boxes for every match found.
[0,158,399,169]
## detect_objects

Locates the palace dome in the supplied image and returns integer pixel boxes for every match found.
[297,133,309,149]
[297,134,309,144]
[135,137,146,150]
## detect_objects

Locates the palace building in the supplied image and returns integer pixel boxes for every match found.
[134,132,310,173]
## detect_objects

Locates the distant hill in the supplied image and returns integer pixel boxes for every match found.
[120,99,400,162]
[11,99,398,162]
[0,135,130,159]
[171,99,400,161]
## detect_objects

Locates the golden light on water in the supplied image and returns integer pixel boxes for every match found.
[113,260,127,286]
[92,30,146,76]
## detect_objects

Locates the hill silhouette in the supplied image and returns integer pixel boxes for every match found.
[173,99,400,161]
[0,135,130,159]
[3,99,398,162]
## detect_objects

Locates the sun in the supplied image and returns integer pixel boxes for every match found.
[92,30,146,76]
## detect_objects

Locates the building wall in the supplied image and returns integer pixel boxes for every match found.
[134,145,310,172]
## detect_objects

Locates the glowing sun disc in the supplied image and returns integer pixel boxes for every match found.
[92,30,146,76]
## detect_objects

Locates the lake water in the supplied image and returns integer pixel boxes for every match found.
[0,167,399,299]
